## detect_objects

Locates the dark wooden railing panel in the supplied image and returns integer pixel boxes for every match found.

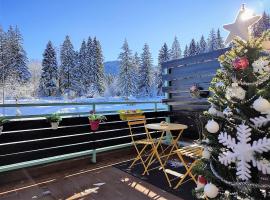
[162,49,228,138]
[162,48,229,70]
[0,111,168,166]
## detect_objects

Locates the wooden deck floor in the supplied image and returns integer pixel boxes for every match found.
[0,148,182,200]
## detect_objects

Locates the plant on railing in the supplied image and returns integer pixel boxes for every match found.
[46,113,62,130]
[118,109,143,120]
[88,111,106,131]
[190,84,210,98]
[0,117,9,134]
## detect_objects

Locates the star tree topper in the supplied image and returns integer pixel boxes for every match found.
[223,4,261,44]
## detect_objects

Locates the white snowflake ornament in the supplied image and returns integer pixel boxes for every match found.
[252,58,270,74]
[218,124,270,180]
[250,115,270,128]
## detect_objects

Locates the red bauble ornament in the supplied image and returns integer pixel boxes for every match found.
[198,175,207,185]
[232,57,249,70]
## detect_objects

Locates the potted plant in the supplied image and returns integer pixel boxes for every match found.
[0,117,9,134]
[118,109,143,120]
[88,112,106,131]
[46,113,62,130]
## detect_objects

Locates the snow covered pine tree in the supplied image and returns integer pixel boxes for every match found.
[138,43,153,96]
[59,36,80,97]
[157,43,170,96]
[193,31,270,199]
[170,36,181,60]
[38,41,58,96]
[118,39,137,97]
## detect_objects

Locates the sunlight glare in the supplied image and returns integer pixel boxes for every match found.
[241,8,254,21]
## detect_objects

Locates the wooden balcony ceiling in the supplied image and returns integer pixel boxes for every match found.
[0,149,182,200]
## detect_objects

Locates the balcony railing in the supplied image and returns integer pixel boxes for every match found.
[0,101,167,119]
[0,101,168,172]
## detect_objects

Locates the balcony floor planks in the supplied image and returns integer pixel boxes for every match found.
[0,148,181,200]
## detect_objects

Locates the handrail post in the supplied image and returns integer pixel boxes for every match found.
[93,103,96,113]
[154,102,157,112]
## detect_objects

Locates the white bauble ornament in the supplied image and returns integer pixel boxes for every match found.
[253,96,270,113]
[204,183,219,198]
[205,120,219,133]
[225,83,246,100]
[202,148,211,159]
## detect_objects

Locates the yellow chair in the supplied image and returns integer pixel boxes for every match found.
[173,144,203,189]
[127,115,154,175]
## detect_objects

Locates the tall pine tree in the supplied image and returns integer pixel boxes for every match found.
[170,36,181,60]
[85,37,95,96]
[132,52,140,93]
[188,38,197,56]
[195,41,200,55]
[183,45,189,57]
[199,35,207,53]
[78,40,88,94]
[253,11,270,37]
[59,35,77,96]
[92,37,105,95]
[157,43,170,95]
[118,39,137,97]
[0,26,6,84]
[207,28,218,52]
[138,43,153,96]
[38,41,58,96]
[216,28,225,49]
[5,26,31,83]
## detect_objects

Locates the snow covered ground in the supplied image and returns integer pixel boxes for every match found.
[0,96,167,117]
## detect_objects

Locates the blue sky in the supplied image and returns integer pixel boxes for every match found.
[0,0,269,64]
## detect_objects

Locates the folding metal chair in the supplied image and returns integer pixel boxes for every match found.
[127,115,154,175]
[173,144,203,189]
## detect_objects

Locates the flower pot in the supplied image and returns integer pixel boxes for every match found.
[0,126,3,135]
[51,122,59,130]
[90,120,100,131]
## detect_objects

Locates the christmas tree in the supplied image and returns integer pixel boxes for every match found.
[193,30,270,199]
